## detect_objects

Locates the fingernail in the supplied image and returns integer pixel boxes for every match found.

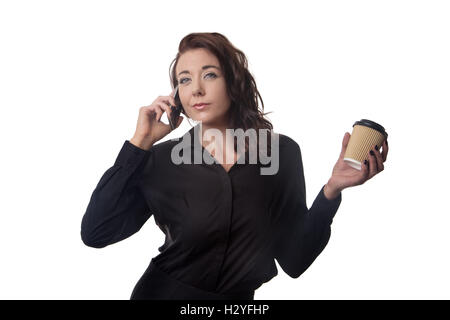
[364,159,368,165]
[375,145,379,151]
[370,150,375,156]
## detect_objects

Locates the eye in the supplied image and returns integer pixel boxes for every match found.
[205,72,217,79]
[179,72,217,85]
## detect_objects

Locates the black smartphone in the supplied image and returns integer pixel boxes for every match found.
[169,85,183,130]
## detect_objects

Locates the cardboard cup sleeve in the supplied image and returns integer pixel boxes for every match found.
[344,119,388,170]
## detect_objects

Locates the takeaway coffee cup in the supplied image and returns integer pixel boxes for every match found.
[344,119,388,170]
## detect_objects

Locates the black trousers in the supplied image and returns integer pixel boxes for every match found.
[130,259,255,300]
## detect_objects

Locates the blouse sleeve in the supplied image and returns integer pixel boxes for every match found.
[271,138,342,278]
[80,140,153,248]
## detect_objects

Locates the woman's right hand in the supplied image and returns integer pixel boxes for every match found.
[130,89,184,150]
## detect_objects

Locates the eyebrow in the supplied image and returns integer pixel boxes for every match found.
[178,65,220,77]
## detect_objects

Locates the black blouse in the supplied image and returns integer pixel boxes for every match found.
[81,124,342,296]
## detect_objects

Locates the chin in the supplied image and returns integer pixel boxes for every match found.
[192,114,213,123]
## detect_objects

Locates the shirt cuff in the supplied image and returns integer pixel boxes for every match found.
[114,140,152,168]
[311,184,342,222]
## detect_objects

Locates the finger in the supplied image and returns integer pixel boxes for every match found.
[159,95,176,107]
[166,95,177,107]
[339,132,351,160]
[158,102,172,118]
[368,150,378,178]
[373,145,384,172]
[141,105,157,120]
[361,159,370,181]
[381,139,389,162]
[152,104,164,122]
[170,95,176,106]
[154,103,172,123]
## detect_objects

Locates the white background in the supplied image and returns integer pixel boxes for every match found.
[1,0,449,300]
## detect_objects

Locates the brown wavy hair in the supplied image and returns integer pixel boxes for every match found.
[168,32,274,155]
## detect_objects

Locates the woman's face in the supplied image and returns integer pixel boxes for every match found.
[176,48,231,127]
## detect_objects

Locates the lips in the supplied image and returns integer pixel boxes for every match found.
[193,103,210,110]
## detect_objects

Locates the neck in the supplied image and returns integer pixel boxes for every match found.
[198,117,232,146]
[196,120,236,159]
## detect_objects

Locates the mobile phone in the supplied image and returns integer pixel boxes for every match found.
[168,85,183,130]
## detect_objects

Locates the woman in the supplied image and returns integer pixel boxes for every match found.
[80,32,389,300]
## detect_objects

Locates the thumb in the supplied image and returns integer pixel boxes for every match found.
[339,132,351,160]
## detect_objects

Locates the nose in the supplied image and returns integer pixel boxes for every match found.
[192,89,203,96]
[191,78,205,96]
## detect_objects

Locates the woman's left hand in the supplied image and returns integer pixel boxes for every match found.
[326,132,389,196]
